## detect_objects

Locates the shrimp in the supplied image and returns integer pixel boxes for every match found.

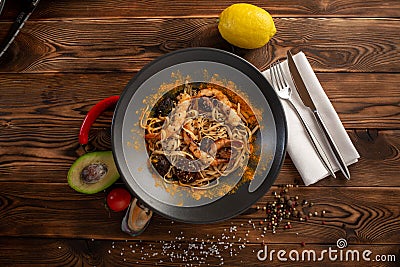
[210,158,229,166]
[197,88,233,108]
[182,121,243,166]
[160,92,191,140]
[209,138,243,166]
[144,132,160,139]
[197,88,243,126]
[182,122,212,162]
[210,138,243,153]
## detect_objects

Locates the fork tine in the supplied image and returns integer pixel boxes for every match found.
[270,61,282,90]
[274,60,286,90]
[269,63,275,89]
[270,62,279,90]
[277,61,288,87]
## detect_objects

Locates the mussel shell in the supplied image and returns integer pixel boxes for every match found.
[121,198,153,236]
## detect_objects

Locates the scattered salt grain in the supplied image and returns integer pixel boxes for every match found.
[104,184,312,265]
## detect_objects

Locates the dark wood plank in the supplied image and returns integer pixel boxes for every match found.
[0,72,399,129]
[0,184,399,244]
[279,129,400,186]
[1,125,399,187]
[314,73,400,129]
[2,0,400,20]
[0,238,84,266]
[1,73,399,186]
[0,18,398,73]
[0,237,398,266]
[0,0,398,266]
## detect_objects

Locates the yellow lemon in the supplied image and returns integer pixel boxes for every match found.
[218,3,276,49]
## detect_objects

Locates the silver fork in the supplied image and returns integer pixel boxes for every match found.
[270,61,336,178]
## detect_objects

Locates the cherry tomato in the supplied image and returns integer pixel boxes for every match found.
[106,188,132,212]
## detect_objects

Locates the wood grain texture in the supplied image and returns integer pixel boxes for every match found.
[0,184,399,244]
[0,238,398,266]
[1,0,400,20]
[0,72,399,129]
[0,0,399,265]
[0,18,399,73]
[0,125,399,187]
[314,73,400,129]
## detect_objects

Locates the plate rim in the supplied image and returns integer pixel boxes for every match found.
[112,47,287,223]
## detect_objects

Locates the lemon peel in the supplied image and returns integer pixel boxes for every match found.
[218,3,276,49]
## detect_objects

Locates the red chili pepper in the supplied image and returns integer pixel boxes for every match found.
[79,95,120,145]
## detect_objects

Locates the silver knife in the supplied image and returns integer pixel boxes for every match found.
[0,0,41,58]
[284,88,336,179]
[287,50,350,179]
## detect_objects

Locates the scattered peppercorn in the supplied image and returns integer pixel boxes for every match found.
[255,184,321,234]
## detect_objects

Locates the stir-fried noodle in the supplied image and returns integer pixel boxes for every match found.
[141,82,259,188]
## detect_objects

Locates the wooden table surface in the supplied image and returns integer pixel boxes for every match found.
[0,0,399,266]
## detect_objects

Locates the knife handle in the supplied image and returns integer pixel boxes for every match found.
[314,110,350,179]
[287,101,336,178]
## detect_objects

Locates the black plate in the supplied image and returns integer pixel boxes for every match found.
[112,48,287,223]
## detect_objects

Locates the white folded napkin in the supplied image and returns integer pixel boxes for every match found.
[262,52,359,186]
